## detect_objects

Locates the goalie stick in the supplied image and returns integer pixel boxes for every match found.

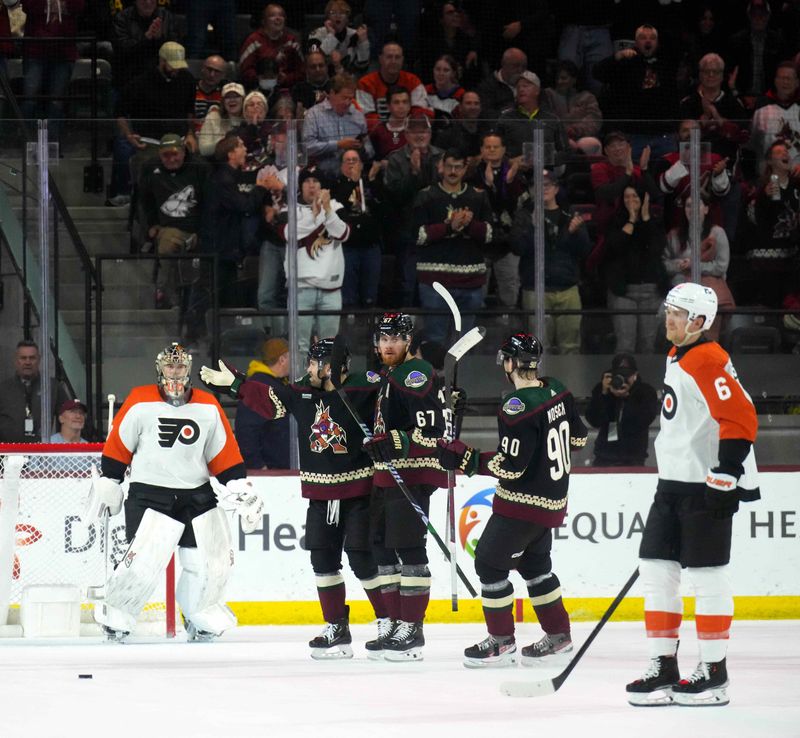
[500,568,640,698]
[330,332,483,598]
[432,281,462,612]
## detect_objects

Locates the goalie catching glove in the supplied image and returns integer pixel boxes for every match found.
[223,478,264,533]
[82,466,124,523]
[436,438,479,476]
[362,429,410,463]
[199,360,246,397]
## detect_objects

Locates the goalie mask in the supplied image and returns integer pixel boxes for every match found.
[156,342,192,404]
[498,333,543,381]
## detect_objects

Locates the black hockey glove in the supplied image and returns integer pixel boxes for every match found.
[705,467,740,519]
[437,438,479,476]
[363,430,410,463]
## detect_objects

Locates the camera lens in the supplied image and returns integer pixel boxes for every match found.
[611,374,626,390]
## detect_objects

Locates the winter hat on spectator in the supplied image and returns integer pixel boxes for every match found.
[516,71,541,88]
[747,0,771,15]
[261,338,290,365]
[159,42,188,70]
[58,399,88,415]
[244,91,268,111]
[222,82,245,98]
[298,167,322,190]
[406,110,431,130]
[542,169,558,186]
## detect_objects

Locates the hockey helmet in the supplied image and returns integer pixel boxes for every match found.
[373,312,414,346]
[156,342,192,402]
[497,332,543,370]
[307,337,351,372]
[664,282,717,331]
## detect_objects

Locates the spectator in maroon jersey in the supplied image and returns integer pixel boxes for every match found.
[369,85,410,162]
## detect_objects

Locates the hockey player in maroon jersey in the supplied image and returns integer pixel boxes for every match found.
[201,338,389,659]
[626,283,760,707]
[361,313,450,661]
[436,333,588,668]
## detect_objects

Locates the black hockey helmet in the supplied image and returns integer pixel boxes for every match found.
[307,337,350,372]
[373,312,413,346]
[497,333,543,370]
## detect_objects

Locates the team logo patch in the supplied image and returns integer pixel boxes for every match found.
[404,370,427,389]
[366,371,381,384]
[309,401,348,454]
[662,384,677,420]
[503,397,525,416]
[157,418,201,447]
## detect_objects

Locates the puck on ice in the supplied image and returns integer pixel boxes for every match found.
[78,674,93,679]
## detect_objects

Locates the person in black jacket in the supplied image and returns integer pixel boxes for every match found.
[585,352,659,467]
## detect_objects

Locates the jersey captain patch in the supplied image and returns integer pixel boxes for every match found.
[309,401,348,454]
[157,418,201,447]
[502,397,525,416]
[404,370,427,389]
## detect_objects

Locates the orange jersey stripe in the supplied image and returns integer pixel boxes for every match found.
[645,610,683,638]
[695,614,732,640]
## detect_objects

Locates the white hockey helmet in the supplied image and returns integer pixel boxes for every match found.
[156,342,192,403]
[664,282,718,331]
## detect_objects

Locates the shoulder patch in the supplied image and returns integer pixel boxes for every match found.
[404,370,428,389]
[366,371,381,384]
[503,397,526,416]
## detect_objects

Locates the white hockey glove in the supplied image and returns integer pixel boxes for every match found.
[199,360,245,396]
[82,465,124,524]
[224,478,264,534]
[3,0,26,38]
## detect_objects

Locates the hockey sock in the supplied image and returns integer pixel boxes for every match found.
[315,571,347,622]
[641,559,682,658]
[378,564,402,620]
[688,566,733,663]
[526,573,570,635]
[481,579,515,638]
[399,564,431,623]
[360,575,388,619]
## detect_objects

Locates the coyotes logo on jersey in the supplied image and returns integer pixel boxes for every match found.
[309,401,348,454]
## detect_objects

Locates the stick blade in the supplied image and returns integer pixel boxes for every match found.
[499,678,558,698]
[432,281,462,333]
[447,326,485,362]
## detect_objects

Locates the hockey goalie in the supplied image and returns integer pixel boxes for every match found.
[83,343,263,641]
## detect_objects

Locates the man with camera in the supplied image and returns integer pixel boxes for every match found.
[585,352,659,467]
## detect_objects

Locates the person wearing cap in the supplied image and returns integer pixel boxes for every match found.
[496,69,568,161]
[198,82,245,158]
[238,3,303,92]
[302,72,374,181]
[111,0,180,92]
[726,0,783,101]
[234,337,291,469]
[192,55,228,132]
[50,400,90,444]
[585,352,659,467]
[384,109,443,307]
[109,40,196,205]
[510,169,591,354]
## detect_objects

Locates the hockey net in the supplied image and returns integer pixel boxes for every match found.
[0,444,176,637]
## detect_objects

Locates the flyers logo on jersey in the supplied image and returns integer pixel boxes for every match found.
[157,418,201,447]
[662,385,678,420]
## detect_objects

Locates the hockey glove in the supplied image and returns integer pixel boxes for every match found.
[3,0,26,38]
[451,386,468,418]
[199,359,246,396]
[82,466,123,524]
[363,430,410,463]
[224,478,264,533]
[437,438,479,476]
[705,467,740,519]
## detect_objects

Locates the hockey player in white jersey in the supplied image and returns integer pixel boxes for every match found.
[84,343,263,641]
[626,283,760,707]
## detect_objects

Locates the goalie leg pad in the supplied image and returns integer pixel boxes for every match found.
[176,507,236,636]
[97,509,185,631]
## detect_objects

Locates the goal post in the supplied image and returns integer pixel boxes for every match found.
[0,444,177,638]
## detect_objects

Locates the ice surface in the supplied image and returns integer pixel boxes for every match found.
[1,621,798,738]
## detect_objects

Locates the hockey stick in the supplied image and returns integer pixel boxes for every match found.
[330,332,480,597]
[432,281,462,612]
[500,568,640,698]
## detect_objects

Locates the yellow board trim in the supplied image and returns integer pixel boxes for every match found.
[229,596,800,625]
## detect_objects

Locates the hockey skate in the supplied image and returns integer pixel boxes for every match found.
[309,607,353,660]
[626,654,680,706]
[185,621,218,643]
[364,617,397,661]
[382,620,424,662]
[101,625,130,643]
[463,634,517,669]
[520,632,572,667]
[672,659,729,706]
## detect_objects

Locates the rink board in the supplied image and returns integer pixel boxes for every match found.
[9,470,799,623]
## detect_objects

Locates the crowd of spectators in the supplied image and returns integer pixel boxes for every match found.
[2,0,800,352]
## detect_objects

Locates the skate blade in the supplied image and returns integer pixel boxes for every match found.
[365,650,386,661]
[310,644,354,660]
[384,647,423,662]
[520,647,573,668]
[627,688,676,707]
[464,654,517,669]
[673,685,729,707]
